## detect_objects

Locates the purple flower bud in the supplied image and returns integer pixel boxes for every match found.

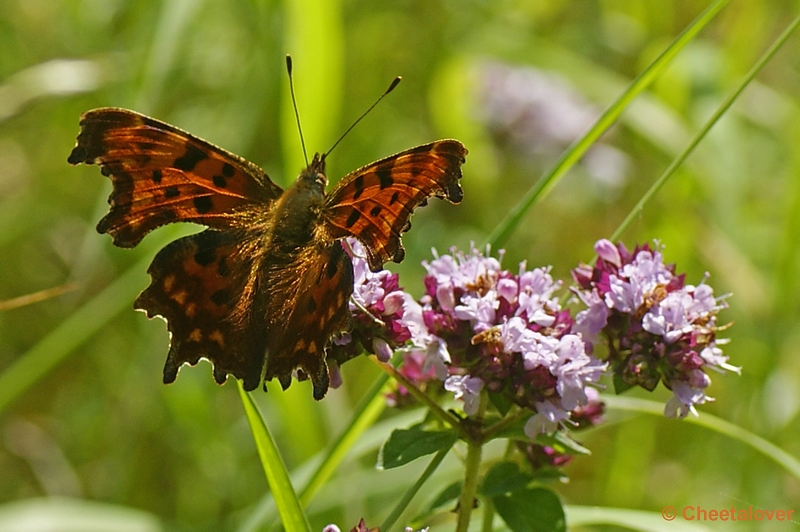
[372,337,393,363]
[594,238,622,266]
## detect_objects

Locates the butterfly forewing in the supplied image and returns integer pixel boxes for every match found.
[322,140,467,271]
[68,108,283,247]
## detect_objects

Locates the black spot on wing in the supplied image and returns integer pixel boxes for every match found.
[352,175,365,200]
[326,257,338,278]
[164,186,180,198]
[194,247,216,266]
[222,162,235,177]
[376,166,393,189]
[173,144,209,172]
[213,175,226,188]
[370,206,381,217]
[152,170,163,183]
[210,289,229,306]
[345,210,361,228]
[194,196,213,213]
[217,256,229,276]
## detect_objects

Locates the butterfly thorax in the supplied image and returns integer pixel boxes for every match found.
[266,154,329,254]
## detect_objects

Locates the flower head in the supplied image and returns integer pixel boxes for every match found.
[395,244,604,433]
[573,239,736,417]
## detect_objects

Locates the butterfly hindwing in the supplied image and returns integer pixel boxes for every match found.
[68,108,283,247]
[134,229,267,391]
[263,242,354,400]
[322,140,467,271]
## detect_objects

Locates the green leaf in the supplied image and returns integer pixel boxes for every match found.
[238,384,311,532]
[493,487,566,532]
[537,432,591,456]
[488,391,513,416]
[377,423,458,470]
[612,373,634,394]
[479,462,532,498]
[428,481,462,512]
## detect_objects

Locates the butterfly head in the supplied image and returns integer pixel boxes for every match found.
[296,152,328,193]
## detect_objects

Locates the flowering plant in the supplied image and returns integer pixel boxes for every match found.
[323,237,734,531]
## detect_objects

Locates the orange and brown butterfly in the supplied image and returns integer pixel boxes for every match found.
[67,102,466,400]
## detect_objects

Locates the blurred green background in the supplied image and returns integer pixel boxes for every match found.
[1,0,799,530]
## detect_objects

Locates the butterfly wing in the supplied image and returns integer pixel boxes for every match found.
[322,140,467,271]
[134,229,268,391]
[262,242,354,400]
[68,108,283,247]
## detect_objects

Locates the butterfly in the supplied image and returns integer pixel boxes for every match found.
[68,107,467,399]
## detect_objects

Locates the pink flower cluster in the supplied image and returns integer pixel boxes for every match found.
[330,238,735,432]
[572,239,737,418]
[334,241,606,437]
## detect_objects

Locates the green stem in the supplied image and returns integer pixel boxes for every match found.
[481,497,495,532]
[481,408,529,441]
[299,372,389,506]
[374,358,467,437]
[455,437,483,532]
[380,448,450,532]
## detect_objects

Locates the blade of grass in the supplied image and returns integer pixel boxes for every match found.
[238,383,312,532]
[299,371,390,506]
[565,505,711,531]
[281,0,343,180]
[379,448,450,532]
[0,283,77,312]
[487,0,730,249]
[602,394,800,481]
[0,256,150,415]
[135,0,205,112]
[610,11,800,241]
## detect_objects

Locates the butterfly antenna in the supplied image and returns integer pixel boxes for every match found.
[286,55,309,166]
[324,76,402,159]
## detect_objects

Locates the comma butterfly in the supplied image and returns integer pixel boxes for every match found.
[68,103,466,400]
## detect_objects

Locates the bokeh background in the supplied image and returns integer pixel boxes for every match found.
[1,0,799,530]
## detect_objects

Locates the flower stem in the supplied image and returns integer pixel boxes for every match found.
[373,358,467,436]
[481,497,495,532]
[380,448,449,532]
[456,436,483,532]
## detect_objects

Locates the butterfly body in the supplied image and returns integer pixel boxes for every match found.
[69,107,466,399]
